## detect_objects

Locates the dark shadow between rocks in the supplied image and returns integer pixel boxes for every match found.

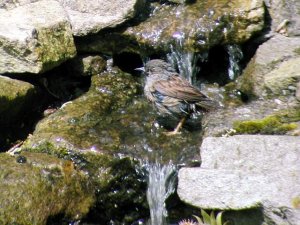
[113,52,144,76]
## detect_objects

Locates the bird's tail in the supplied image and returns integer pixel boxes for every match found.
[195,99,219,112]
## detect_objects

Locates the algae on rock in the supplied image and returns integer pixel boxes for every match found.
[0,152,94,225]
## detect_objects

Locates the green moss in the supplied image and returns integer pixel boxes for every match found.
[292,196,300,208]
[293,47,300,55]
[233,115,297,134]
[36,22,76,72]
[0,152,93,225]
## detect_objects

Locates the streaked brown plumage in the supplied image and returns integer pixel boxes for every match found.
[143,59,216,134]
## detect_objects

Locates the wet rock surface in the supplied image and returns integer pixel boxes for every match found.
[22,68,202,163]
[76,0,265,55]
[0,0,300,224]
[178,135,300,224]
[0,152,93,225]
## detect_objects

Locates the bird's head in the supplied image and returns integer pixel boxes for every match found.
[144,59,176,74]
[135,59,176,75]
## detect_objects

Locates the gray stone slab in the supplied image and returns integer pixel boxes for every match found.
[201,135,300,171]
[177,135,300,210]
[178,167,300,209]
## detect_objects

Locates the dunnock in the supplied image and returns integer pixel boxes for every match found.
[142,59,217,135]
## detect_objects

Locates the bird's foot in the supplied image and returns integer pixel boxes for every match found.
[163,130,181,136]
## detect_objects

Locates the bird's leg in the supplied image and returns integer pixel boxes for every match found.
[164,117,186,136]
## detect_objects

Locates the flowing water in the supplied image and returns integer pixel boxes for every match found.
[226,44,243,80]
[145,161,177,225]
[167,33,207,85]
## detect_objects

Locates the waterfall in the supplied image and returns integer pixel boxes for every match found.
[167,32,207,85]
[144,161,177,225]
[226,44,243,80]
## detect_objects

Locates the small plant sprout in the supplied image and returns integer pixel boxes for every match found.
[193,209,229,225]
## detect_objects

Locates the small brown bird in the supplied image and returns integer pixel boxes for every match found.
[143,59,217,135]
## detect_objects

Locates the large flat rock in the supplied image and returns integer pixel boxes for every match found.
[59,0,145,36]
[0,0,76,74]
[200,135,299,171]
[178,135,300,210]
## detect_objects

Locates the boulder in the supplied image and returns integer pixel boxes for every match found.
[59,0,145,36]
[264,57,300,95]
[0,0,76,74]
[237,34,300,98]
[202,98,299,137]
[264,0,300,36]
[0,152,93,224]
[178,135,300,224]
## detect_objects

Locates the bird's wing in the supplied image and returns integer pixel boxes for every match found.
[152,75,209,102]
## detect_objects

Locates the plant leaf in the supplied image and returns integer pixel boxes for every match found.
[216,211,223,225]
[210,211,216,225]
[193,215,203,224]
[201,209,211,224]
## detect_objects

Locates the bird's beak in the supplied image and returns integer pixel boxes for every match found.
[134,67,145,72]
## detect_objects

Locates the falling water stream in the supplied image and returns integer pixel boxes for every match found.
[167,32,207,85]
[141,44,243,225]
[226,44,243,80]
[146,162,177,225]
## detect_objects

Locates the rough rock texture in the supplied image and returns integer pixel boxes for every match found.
[0,75,38,125]
[0,0,39,9]
[178,135,300,224]
[0,152,93,224]
[0,0,76,74]
[22,68,201,163]
[58,0,145,36]
[77,0,265,55]
[66,55,107,76]
[264,57,300,95]
[237,34,300,98]
[203,99,300,137]
[264,0,300,36]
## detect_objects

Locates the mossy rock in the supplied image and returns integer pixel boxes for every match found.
[77,0,265,55]
[21,142,149,224]
[0,76,38,125]
[233,113,298,135]
[0,152,93,225]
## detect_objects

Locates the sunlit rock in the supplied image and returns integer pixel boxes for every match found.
[0,0,76,74]
[264,0,300,36]
[202,98,299,137]
[237,34,300,99]
[77,0,265,55]
[178,135,300,224]
[58,0,145,36]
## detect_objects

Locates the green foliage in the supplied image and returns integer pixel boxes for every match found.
[193,209,229,225]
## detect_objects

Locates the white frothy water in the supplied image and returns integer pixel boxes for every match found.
[226,44,243,80]
[168,47,202,85]
[145,162,177,225]
[167,32,207,85]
